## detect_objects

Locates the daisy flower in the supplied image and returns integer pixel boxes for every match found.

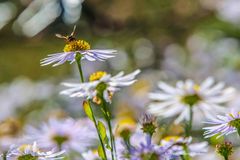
[130,135,170,160]
[6,142,64,160]
[147,77,235,123]
[25,118,97,153]
[203,111,240,138]
[40,27,117,67]
[60,69,141,104]
[160,136,208,158]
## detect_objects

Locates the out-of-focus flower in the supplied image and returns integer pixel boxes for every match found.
[161,136,208,158]
[81,150,99,160]
[0,118,23,153]
[40,28,117,67]
[130,135,169,160]
[200,0,240,25]
[115,116,136,138]
[216,141,233,160]
[25,118,96,153]
[148,77,235,123]
[6,142,64,160]
[60,70,141,104]
[203,111,240,138]
[0,78,54,121]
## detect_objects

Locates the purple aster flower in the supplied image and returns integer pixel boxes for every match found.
[24,118,97,153]
[130,135,169,160]
[203,111,240,138]
[161,136,208,158]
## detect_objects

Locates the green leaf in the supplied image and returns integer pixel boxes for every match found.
[98,145,105,160]
[83,101,93,121]
[97,121,107,141]
[97,121,111,150]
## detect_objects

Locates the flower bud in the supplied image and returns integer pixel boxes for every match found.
[140,114,156,136]
[216,141,233,159]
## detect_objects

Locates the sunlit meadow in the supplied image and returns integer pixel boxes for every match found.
[1,0,240,160]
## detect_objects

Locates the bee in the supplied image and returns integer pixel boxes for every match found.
[55,25,77,43]
[55,26,91,52]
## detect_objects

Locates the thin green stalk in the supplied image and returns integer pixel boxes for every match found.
[180,155,185,160]
[57,144,62,152]
[76,55,85,82]
[3,152,7,160]
[89,101,108,160]
[101,100,116,160]
[186,106,193,137]
[224,156,228,160]
[237,128,240,137]
[75,56,108,160]
[183,145,191,160]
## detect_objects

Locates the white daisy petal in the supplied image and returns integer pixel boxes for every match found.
[148,78,235,123]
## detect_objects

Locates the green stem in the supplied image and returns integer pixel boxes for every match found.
[183,145,191,160]
[3,152,7,160]
[224,156,228,160]
[237,128,240,137]
[75,57,108,160]
[180,155,185,160]
[101,99,116,160]
[75,55,85,82]
[186,106,193,137]
[89,102,108,160]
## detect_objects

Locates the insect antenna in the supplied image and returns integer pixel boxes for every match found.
[70,25,76,37]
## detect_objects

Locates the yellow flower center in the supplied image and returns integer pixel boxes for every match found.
[228,118,240,128]
[89,71,107,82]
[19,144,31,152]
[52,135,69,146]
[181,93,201,106]
[162,136,180,142]
[115,117,136,136]
[180,84,202,106]
[193,84,200,91]
[18,154,37,160]
[63,40,91,52]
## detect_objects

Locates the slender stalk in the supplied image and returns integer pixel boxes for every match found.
[186,106,193,137]
[3,152,7,160]
[75,56,108,160]
[89,102,108,160]
[183,107,192,160]
[224,156,228,160]
[237,128,240,137]
[57,143,62,152]
[101,99,116,160]
[183,145,191,160]
[76,56,85,82]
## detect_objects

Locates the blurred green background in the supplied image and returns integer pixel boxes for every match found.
[1,0,240,83]
[1,0,240,158]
